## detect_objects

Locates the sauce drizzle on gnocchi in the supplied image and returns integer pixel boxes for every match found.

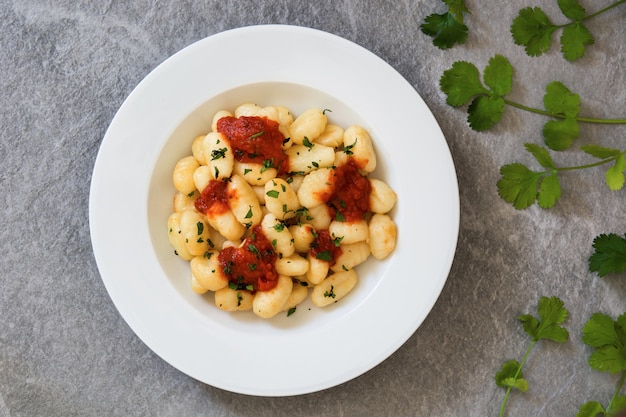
[167,104,398,319]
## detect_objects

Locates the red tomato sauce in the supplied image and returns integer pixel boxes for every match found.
[218,226,279,292]
[216,116,289,175]
[327,159,372,222]
[310,229,343,266]
[194,179,230,216]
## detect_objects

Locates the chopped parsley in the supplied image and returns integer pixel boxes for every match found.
[323,285,336,298]
[316,250,332,261]
[247,131,265,140]
[344,139,357,155]
[210,147,228,160]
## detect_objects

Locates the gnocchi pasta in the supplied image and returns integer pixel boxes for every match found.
[167,104,398,319]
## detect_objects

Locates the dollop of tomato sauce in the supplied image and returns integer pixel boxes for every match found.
[194,179,230,216]
[327,159,372,222]
[218,226,279,292]
[216,116,289,175]
[310,230,343,267]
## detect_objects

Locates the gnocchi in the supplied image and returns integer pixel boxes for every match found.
[167,104,398,319]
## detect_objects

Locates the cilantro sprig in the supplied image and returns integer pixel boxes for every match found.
[497,144,626,209]
[577,312,626,417]
[420,0,470,49]
[496,296,569,417]
[589,234,626,277]
[440,55,626,141]
[440,54,626,209]
[511,0,626,61]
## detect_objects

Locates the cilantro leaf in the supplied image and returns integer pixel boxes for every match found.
[483,54,513,96]
[440,55,516,132]
[467,95,505,131]
[606,155,626,191]
[511,7,557,57]
[576,401,606,417]
[520,145,561,208]
[544,81,580,117]
[518,296,569,342]
[537,174,561,209]
[439,61,488,106]
[543,118,580,151]
[558,0,587,21]
[421,0,470,49]
[561,23,595,61]
[525,143,555,169]
[589,234,626,277]
[497,163,541,210]
[495,360,529,392]
[542,82,581,149]
[443,0,470,22]
[588,341,626,374]
[582,312,626,374]
[582,313,622,348]
[421,12,468,50]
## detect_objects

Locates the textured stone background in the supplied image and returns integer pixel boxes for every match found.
[1,1,625,416]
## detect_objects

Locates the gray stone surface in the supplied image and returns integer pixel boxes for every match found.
[1,1,625,416]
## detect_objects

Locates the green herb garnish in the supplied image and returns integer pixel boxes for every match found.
[496,296,569,417]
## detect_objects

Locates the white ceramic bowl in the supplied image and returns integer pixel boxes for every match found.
[90,25,459,396]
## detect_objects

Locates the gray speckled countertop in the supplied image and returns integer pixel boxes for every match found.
[2,1,625,416]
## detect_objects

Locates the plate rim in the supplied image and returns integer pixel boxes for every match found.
[89,24,459,396]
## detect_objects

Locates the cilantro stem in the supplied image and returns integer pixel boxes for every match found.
[551,0,626,28]
[606,371,626,413]
[499,340,537,417]
[583,0,626,22]
[503,99,626,124]
[531,150,626,178]
[555,150,626,173]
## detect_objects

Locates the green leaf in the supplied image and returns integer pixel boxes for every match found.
[538,174,561,209]
[582,312,626,374]
[588,234,626,277]
[544,81,580,117]
[558,0,587,21]
[581,145,622,160]
[316,250,333,261]
[582,313,621,348]
[440,61,487,106]
[525,143,555,168]
[483,55,513,96]
[588,346,626,374]
[443,0,469,22]
[561,23,594,61]
[606,155,626,191]
[576,401,605,417]
[467,95,505,131]
[543,118,580,151]
[495,360,528,392]
[518,296,569,342]
[543,82,580,150]
[421,12,468,50]
[511,7,557,57]
[497,163,540,209]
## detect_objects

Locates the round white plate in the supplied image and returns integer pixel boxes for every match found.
[89,25,459,396]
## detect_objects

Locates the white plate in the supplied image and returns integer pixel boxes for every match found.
[89,25,459,396]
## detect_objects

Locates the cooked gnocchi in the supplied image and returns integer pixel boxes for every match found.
[167,104,397,319]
